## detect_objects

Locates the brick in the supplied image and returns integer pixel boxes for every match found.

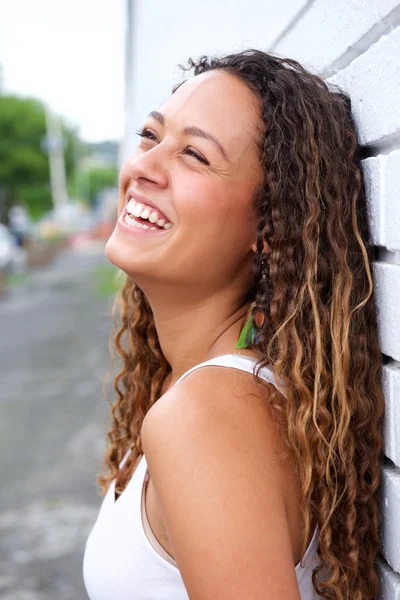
[373,262,400,362]
[382,363,400,468]
[380,464,400,572]
[328,27,400,146]
[362,151,400,251]
[273,0,400,73]
[377,557,400,599]
[362,156,384,247]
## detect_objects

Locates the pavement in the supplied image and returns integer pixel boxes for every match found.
[0,241,118,600]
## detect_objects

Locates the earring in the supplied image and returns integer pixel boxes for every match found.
[234,308,254,349]
[252,253,268,334]
[234,252,269,349]
[261,260,267,280]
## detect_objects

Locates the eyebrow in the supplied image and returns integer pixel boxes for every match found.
[148,110,229,162]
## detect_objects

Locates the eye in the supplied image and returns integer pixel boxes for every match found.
[184,148,209,165]
[135,127,209,165]
[135,127,157,141]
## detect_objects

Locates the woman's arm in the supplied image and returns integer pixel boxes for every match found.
[141,366,302,600]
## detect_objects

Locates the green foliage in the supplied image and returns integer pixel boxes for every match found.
[69,166,118,207]
[15,183,53,220]
[0,94,81,223]
[0,92,118,224]
[0,96,48,185]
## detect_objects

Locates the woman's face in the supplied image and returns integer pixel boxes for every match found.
[105,69,264,297]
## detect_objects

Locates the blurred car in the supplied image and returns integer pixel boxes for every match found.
[35,202,97,240]
[0,223,21,273]
[8,205,34,247]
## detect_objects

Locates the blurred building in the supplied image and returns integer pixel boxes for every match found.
[81,140,119,170]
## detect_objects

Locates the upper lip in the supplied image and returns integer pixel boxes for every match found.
[126,190,170,222]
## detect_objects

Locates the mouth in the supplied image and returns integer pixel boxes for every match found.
[128,191,171,222]
[121,198,173,232]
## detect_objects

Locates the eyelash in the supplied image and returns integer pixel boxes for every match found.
[135,127,209,165]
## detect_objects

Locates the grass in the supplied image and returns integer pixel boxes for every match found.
[6,272,29,286]
[91,264,123,298]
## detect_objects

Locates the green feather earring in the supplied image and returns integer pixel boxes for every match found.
[235,253,268,349]
[234,309,255,349]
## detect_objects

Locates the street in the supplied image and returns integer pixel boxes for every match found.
[0,242,117,599]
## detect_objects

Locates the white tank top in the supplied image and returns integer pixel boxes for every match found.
[83,353,321,599]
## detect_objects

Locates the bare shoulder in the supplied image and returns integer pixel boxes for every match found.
[142,365,288,483]
[185,360,276,411]
[141,366,302,600]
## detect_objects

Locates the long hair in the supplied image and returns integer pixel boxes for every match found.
[97,49,385,600]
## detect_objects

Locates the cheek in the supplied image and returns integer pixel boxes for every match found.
[117,158,135,215]
[181,182,256,251]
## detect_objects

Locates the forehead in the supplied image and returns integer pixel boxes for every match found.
[157,70,263,162]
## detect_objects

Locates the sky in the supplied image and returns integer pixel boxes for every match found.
[0,0,125,142]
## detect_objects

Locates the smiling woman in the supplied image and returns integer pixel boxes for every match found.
[82,49,384,600]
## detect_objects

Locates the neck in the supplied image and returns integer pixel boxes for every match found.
[144,284,251,386]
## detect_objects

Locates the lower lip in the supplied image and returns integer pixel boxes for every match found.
[116,211,171,236]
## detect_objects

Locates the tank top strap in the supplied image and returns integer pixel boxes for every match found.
[172,353,284,395]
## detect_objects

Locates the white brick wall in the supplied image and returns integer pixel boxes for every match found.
[362,152,400,251]
[381,466,400,572]
[377,559,400,600]
[382,363,400,466]
[273,1,400,596]
[126,0,400,596]
[328,28,400,146]
[272,0,400,75]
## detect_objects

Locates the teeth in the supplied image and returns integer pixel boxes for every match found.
[124,214,143,228]
[132,203,144,217]
[127,199,136,214]
[140,207,151,219]
[123,213,170,231]
[126,199,173,230]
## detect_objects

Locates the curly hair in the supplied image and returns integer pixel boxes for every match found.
[97,49,385,600]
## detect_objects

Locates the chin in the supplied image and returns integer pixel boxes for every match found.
[104,230,144,285]
[104,229,128,271]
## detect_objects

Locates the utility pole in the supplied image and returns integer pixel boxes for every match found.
[44,105,68,210]
[120,0,135,168]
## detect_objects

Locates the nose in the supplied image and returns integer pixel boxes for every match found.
[129,146,169,189]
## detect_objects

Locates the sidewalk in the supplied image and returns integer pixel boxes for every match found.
[0,242,116,600]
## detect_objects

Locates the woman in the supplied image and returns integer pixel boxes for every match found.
[83,49,384,599]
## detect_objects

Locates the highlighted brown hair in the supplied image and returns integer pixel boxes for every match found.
[98,49,385,600]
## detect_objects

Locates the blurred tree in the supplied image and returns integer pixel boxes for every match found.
[0,94,79,224]
[69,166,118,208]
